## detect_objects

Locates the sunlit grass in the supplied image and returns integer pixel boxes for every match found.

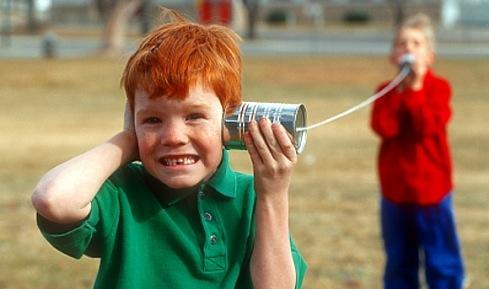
[0,56,488,289]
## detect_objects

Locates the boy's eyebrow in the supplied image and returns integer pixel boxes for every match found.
[185,102,213,110]
[135,102,215,116]
[135,107,158,115]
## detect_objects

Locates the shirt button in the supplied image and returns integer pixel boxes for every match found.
[204,212,213,221]
[210,234,218,245]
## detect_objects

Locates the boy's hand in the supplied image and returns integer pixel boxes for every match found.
[123,101,135,132]
[123,101,139,161]
[244,118,297,200]
[246,118,297,289]
[403,57,428,91]
[395,52,431,92]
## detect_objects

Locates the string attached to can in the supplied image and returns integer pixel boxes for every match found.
[223,54,415,154]
[296,54,415,132]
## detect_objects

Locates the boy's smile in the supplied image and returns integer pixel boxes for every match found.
[159,155,198,167]
[134,83,224,189]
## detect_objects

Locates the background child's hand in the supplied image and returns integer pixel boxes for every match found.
[244,118,297,201]
[403,55,429,91]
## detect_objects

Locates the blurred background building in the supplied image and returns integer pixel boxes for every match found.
[3,0,489,32]
[1,0,488,57]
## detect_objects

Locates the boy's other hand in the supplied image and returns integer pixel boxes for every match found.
[123,101,139,161]
[123,101,135,132]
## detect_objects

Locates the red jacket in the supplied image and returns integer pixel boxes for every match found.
[370,69,453,205]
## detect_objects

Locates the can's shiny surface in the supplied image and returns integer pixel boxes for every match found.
[224,102,307,154]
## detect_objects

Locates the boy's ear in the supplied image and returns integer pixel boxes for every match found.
[222,126,231,144]
[221,109,231,144]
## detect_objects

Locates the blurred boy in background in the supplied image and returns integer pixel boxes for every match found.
[370,13,465,289]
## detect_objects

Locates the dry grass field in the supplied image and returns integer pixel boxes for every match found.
[0,55,488,289]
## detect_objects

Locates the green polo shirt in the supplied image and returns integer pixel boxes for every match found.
[38,150,307,289]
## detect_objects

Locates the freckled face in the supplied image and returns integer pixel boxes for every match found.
[391,27,434,68]
[134,84,224,189]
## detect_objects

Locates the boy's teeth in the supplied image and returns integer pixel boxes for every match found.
[163,156,196,166]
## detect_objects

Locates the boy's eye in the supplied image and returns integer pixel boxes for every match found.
[143,117,161,124]
[186,113,205,121]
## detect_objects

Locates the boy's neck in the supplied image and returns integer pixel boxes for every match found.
[142,169,201,206]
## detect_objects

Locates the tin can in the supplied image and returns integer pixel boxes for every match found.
[224,102,307,154]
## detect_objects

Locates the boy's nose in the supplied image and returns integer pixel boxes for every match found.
[405,42,415,53]
[160,121,189,146]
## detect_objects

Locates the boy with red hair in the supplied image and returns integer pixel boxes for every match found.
[32,11,307,289]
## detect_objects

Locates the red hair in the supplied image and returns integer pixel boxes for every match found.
[121,12,242,114]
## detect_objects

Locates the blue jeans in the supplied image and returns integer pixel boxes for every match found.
[381,194,464,289]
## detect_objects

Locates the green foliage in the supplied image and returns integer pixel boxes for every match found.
[343,10,371,24]
[265,9,288,25]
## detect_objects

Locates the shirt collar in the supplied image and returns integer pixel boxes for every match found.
[205,150,237,198]
[142,150,237,207]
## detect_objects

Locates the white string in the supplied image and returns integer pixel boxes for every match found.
[296,66,411,132]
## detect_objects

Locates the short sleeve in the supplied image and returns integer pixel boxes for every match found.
[290,236,308,289]
[37,178,120,259]
[37,200,100,259]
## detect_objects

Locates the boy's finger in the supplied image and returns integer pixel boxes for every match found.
[258,118,281,160]
[243,130,262,166]
[247,120,274,164]
[272,123,297,162]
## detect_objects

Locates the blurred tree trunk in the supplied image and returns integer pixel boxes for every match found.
[242,0,259,39]
[96,0,142,56]
[389,0,407,28]
[1,0,12,47]
[139,0,151,35]
[27,0,40,33]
